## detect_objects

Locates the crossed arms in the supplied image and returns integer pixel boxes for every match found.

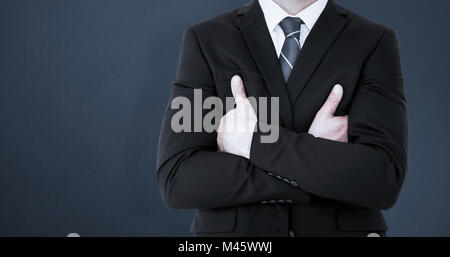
[157,27,408,210]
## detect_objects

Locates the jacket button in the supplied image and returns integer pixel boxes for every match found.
[367,233,381,237]
[289,230,295,237]
[283,178,290,184]
[269,200,277,204]
[277,199,285,203]
[286,199,294,204]
[290,180,299,187]
[260,200,268,204]
[267,172,274,176]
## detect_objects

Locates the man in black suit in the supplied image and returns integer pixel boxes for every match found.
[157,0,408,237]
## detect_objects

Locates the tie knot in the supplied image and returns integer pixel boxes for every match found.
[279,17,303,38]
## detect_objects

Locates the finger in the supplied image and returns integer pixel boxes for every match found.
[335,115,348,122]
[217,115,226,133]
[335,115,348,128]
[217,134,224,151]
[231,75,248,106]
[318,84,343,116]
[217,130,224,151]
[340,115,349,143]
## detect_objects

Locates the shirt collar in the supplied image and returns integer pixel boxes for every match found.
[258,0,328,32]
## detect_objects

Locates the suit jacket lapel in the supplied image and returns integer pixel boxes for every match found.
[236,0,293,129]
[287,0,349,103]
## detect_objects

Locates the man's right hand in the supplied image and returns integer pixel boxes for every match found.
[308,84,348,143]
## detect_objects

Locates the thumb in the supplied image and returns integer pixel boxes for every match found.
[231,75,248,106]
[318,84,343,116]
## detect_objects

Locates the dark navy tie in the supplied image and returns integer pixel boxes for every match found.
[279,17,304,82]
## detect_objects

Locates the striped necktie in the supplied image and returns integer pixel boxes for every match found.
[279,17,304,82]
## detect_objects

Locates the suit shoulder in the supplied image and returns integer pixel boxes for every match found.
[187,8,240,38]
[344,7,392,35]
[335,4,397,48]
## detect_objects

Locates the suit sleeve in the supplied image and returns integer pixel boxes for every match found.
[249,29,408,210]
[157,27,312,210]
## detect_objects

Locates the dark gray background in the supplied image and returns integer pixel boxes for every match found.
[0,0,449,236]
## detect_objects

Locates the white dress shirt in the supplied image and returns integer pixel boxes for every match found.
[258,0,328,57]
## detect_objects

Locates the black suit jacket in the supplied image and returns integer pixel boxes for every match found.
[157,0,408,237]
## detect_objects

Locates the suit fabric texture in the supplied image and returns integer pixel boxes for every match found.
[157,0,408,237]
